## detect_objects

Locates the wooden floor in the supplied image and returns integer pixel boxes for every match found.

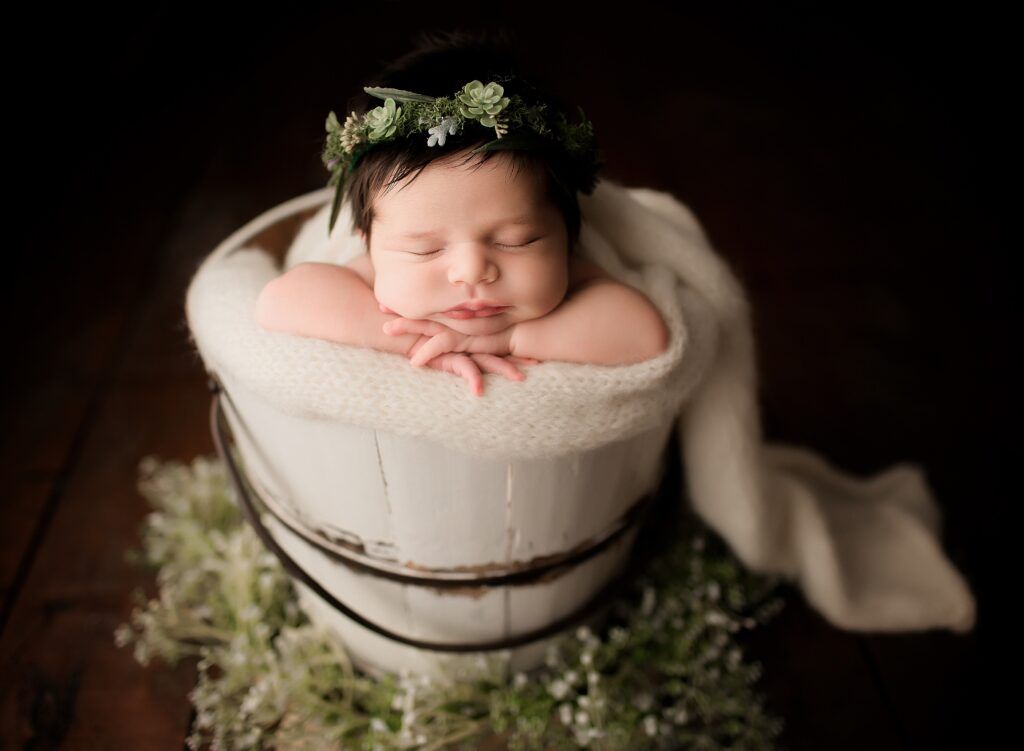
[1,7,1006,749]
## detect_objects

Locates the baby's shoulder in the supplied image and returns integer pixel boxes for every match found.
[567,256,613,293]
[340,253,374,286]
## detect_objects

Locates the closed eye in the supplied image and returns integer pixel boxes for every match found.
[407,237,542,256]
[496,237,542,249]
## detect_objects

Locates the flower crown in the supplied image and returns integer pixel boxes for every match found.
[321,77,604,236]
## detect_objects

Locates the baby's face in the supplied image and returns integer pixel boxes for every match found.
[361,149,570,337]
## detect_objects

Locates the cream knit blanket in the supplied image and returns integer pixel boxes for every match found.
[185,178,977,634]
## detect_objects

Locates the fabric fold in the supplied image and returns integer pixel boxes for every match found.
[594,183,976,634]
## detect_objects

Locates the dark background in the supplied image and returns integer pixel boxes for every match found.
[1,2,1010,747]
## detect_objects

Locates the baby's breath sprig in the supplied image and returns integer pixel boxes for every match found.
[321,78,604,236]
[116,454,786,750]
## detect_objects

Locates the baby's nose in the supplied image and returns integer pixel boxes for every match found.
[447,247,498,285]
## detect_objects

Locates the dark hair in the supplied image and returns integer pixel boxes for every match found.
[340,28,585,256]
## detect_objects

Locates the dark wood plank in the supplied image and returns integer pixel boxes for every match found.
[0,378,208,747]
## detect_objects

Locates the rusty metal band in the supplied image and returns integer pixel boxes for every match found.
[208,375,653,653]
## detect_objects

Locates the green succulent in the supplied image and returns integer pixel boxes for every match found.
[457,80,511,127]
[366,98,402,142]
[322,77,604,237]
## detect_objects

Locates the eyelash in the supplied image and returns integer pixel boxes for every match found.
[410,238,540,256]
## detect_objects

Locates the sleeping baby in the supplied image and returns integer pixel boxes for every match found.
[255,39,669,396]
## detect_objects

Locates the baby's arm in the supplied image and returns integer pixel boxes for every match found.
[511,279,669,365]
[255,262,420,356]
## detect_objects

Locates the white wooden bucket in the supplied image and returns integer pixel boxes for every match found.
[198,191,677,681]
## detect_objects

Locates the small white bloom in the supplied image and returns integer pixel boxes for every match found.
[576,625,593,642]
[558,703,574,725]
[513,671,529,689]
[564,669,579,685]
[575,709,590,726]
[427,116,458,147]
[643,714,659,736]
[547,678,570,700]
[706,610,728,626]
[587,670,600,685]
[580,651,593,666]
[370,717,387,732]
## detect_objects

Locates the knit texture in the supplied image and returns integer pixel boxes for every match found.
[186,178,977,635]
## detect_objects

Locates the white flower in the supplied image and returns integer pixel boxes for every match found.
[706,610,728,626]
[558,703,574,725]
[587,670,600,685]
[643,714,659,736]
[513,671,529,689]
[370,717,387,732]
[427,116,458,147]
[564,670,579,685]
[576,625,593,642]
[580,651,593,666]
[547,678,570,700]
[575,709,590,726]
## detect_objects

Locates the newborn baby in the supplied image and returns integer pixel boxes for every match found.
[255,146,669,396]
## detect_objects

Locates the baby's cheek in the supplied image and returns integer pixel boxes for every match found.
[374,274,427,319]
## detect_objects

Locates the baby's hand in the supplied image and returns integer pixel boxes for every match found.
[382,317,515,367]
[384,318,537,397]
[412,348,539,397]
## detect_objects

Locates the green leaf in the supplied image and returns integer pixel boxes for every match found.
[328,181,344,237]
[362,86,436,104]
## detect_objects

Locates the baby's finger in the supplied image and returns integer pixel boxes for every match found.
[470,353,526,381]
[505,356,541,367]
[409,333,454,368]
[407,334,431,359]
[451,354,484,397]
